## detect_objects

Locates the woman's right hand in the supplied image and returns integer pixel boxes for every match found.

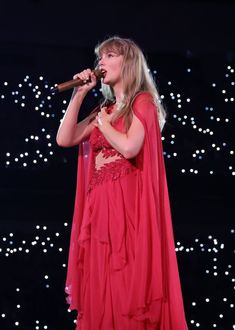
[56,68,97,147]
[73,68,97,95]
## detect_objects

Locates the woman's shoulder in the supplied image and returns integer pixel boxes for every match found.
[131,91,156,115]
[131,91,158,128]
[132,91,154,106]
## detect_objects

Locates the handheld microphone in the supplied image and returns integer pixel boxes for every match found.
[51,68,103,94]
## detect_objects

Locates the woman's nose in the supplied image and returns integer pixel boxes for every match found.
[99,58,104,66]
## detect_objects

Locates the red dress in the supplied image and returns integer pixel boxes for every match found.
[65,92,188,329]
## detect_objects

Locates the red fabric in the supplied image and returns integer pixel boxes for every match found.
[65,92,188,329]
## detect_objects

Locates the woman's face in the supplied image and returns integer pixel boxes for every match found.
[98,50,124,88]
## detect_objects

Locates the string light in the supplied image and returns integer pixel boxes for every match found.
[0,66,234,176]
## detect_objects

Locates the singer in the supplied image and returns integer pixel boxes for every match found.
[56,36,188,330]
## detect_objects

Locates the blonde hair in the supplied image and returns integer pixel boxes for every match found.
[94,36,166,131]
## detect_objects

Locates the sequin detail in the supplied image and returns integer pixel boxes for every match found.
[88,127,137,192]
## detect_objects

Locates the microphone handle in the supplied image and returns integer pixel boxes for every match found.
[51,68,103,93]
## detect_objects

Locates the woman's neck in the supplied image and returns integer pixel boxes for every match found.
[113,85,124,104]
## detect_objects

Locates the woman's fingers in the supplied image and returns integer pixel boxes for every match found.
[73,69,94,83]
[72,68,97,91]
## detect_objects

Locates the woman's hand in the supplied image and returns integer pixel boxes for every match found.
[93,110,145,159]
[73,68,97,95]
[94,107,114,131]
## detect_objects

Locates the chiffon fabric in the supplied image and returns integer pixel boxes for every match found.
[65,92,188,329]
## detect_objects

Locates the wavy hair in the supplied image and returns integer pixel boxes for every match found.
[94,36,166,131]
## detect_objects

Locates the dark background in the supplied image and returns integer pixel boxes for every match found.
[0,0,234,329]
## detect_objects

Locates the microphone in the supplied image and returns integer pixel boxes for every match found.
[51,68,103,94]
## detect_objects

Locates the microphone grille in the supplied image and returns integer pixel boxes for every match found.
[93,68,104,80]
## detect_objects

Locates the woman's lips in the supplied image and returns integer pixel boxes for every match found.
[100,69,107,77]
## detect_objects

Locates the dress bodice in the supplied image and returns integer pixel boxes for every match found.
[87,110,137,192]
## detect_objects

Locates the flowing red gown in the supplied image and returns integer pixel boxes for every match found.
[65,92,188,329]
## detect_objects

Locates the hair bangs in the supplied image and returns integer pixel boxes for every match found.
[95,38,125,58]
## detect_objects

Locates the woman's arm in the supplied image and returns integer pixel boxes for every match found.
[56,69,97,147]
[95,109,145,159]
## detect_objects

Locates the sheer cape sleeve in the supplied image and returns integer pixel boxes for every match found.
[65,139,91,310]
[65,107,98,311]
[124,92,188,328]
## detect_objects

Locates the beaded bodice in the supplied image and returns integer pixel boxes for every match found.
[87,119,137,192]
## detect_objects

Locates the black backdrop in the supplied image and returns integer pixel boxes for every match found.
[0,1,234,329]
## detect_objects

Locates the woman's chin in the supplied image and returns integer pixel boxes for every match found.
[103,78,110,85]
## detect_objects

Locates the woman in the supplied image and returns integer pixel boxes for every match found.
[56,36,188,330]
